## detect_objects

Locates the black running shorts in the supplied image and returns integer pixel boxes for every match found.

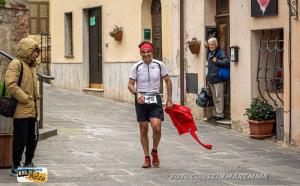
[134,95,164,122]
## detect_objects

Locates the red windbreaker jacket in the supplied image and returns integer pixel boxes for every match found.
[165,104,212,150]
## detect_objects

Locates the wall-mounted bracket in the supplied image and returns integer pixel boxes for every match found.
[288,0,298,20]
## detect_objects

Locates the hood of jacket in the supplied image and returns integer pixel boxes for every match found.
[16,38,39,65]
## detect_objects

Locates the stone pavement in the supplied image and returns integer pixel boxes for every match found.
[1,85,300,186]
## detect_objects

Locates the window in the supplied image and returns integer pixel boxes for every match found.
[29,2,49,34]
[64,12,73,57]
[256,29,283,100]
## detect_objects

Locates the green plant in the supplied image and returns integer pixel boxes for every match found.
[0,0,6,6]
[186,37,201,47]
[244,98,275,121]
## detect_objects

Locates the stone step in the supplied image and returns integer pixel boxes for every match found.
[82,88,104,97]
[39,126,58,141]
[203,118,232,129]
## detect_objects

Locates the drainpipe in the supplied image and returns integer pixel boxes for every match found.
[180,0,184,105]
[288,2,292,145]
[287,0,298,145]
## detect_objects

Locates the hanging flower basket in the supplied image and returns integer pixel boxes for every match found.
[188,43,200,54]
[109,25,123,42]
[186,37,201,54]
[112,31,123,41]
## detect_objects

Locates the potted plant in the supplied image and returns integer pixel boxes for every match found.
[244,98,275,139]
[109,25,123,41]
[186,37,201,54]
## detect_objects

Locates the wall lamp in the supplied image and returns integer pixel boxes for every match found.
[230,46,239,63]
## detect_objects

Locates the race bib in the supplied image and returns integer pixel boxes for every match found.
[17,167,48,183]
[144,95,157,104]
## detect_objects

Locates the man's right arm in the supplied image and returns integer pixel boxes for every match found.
[128,79,144,104]
[128,79,137,95]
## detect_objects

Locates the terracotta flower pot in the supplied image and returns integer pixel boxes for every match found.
[188,43,200,54]
[112,31,122,41]
[248,119,274,139]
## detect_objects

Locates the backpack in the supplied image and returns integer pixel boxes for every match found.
[196,87,213,108]
[0,62,23,117]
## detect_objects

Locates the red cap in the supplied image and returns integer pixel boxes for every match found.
[139,41,153,52]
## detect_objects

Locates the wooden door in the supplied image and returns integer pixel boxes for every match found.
[151,0,163,93]
[88,7,102,89]
[215,0,231,118]
[151,0,162,60]
[216,17,230,56]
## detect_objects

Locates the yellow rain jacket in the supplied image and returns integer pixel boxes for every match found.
[5,38,39,119]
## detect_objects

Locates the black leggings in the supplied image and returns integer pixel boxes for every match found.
[13,118,39,165]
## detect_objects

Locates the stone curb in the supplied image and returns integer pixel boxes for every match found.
[38,127,57,141]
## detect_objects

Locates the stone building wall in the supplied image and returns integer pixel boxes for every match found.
[0,0,29,80]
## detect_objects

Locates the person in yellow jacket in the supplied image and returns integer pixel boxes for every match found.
[5,38,40,176]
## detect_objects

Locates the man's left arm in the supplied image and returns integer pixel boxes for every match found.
[163,75,173,109]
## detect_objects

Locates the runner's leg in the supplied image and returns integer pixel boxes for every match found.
[149,118,161,150]
[139,122,149,156]
[150,118,161,167]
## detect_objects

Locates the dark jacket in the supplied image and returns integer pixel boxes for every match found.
[207,48,229,84]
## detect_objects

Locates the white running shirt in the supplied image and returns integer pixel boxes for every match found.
[129,59,168,94]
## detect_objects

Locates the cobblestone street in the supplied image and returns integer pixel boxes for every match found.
[1,85,300,186]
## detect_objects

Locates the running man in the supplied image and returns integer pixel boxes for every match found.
[128,41,173,168]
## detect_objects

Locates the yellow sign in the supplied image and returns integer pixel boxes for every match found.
[17,167,48,183]
[28,171,48,182]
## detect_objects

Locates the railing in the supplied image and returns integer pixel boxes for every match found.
[256,38,284,106]
[37,74,54,128]
[0,50,14,60]
[40,32,51,76]
[0,50,54,128]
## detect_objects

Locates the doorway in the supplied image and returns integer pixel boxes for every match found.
[215,0,231,119]
[88,7,102,89]
[151,0,162,61]
[151,0,163,93]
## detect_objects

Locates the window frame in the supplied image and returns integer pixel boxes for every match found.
[64,12,74,58]
[29,1,49,35]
